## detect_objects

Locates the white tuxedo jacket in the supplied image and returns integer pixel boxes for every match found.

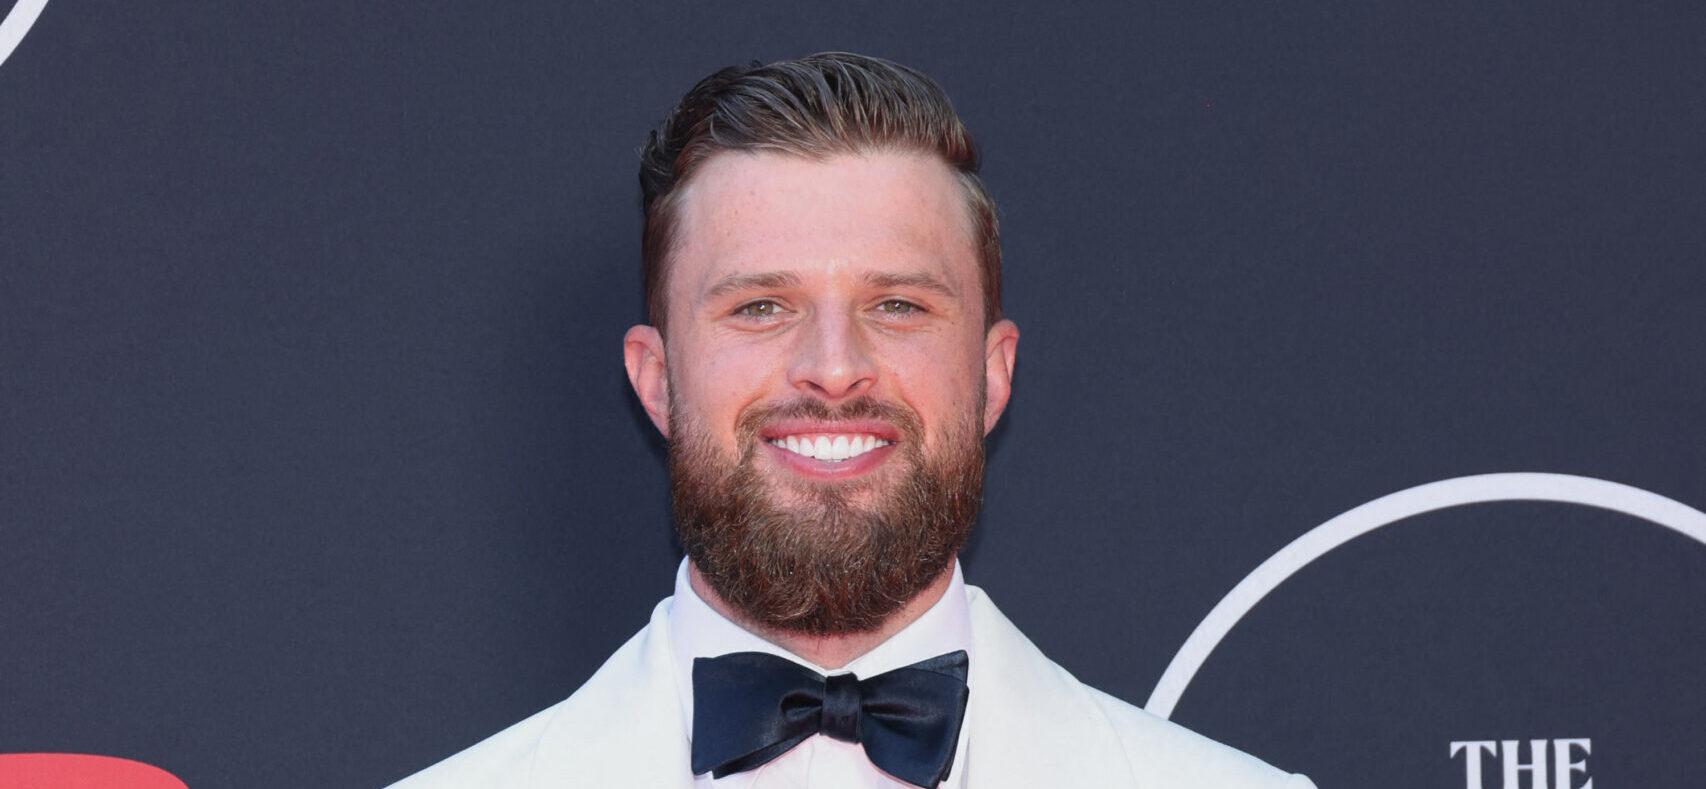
[392,585,1314,788]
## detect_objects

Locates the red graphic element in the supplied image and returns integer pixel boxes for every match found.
[0,753,188,788]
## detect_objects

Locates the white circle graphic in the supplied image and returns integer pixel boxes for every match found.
[0,0,51,71]
[1144,472,1706,719]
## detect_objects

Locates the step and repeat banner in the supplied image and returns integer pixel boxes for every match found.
[3,1,1702,787]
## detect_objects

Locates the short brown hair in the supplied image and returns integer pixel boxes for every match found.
[638,52,1001,333]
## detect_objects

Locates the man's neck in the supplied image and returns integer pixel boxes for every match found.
[685,559,958,671]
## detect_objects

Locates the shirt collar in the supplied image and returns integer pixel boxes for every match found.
[668,556,974,728]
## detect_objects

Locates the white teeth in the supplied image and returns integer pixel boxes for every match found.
[769,434,893,462]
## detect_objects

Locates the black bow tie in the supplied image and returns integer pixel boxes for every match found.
[689,649,971,788]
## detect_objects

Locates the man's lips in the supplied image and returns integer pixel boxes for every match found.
[756,419,903,479]
[762,439,897,479]
[758,419,902,444]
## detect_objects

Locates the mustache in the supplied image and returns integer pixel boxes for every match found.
[735,396,923,445]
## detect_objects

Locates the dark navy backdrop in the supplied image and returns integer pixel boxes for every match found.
[3,1,1702,787]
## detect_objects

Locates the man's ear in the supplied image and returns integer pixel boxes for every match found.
[981,318,1020,434]
[623,324,671,439]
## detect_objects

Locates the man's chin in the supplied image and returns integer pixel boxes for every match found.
[671,408,982,635]
[757,462,903,502]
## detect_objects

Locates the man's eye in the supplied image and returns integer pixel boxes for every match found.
[876,299,922,314]
[735,300,782,318]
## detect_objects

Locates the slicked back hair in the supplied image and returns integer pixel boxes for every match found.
[638,52,1001,334]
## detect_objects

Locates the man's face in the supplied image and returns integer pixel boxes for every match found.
[624,150,1018,634]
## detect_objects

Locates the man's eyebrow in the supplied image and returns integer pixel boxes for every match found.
[704,271,802,299]
[863,271,958,298]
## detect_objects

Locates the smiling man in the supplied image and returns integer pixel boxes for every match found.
[392,53,1313,788]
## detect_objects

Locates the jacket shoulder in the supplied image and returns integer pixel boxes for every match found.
[387,599,688,789]
[964,584,1312,788]
[1084,687,1316,788]
[386,700,565,789]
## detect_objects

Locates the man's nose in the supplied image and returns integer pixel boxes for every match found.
[787,310,877,400]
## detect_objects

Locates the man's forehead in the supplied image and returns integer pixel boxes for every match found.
[670,151,979,295]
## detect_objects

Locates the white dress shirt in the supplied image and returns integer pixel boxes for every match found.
[668,558,974,789]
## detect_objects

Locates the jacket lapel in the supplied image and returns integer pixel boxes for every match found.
[527,598,696,788]
[522,587,1139,788]
[961,586,1138,788]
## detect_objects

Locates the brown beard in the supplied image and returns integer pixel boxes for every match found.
[667,394,985,636]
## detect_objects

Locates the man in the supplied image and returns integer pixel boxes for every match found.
[393,53,1314,788]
